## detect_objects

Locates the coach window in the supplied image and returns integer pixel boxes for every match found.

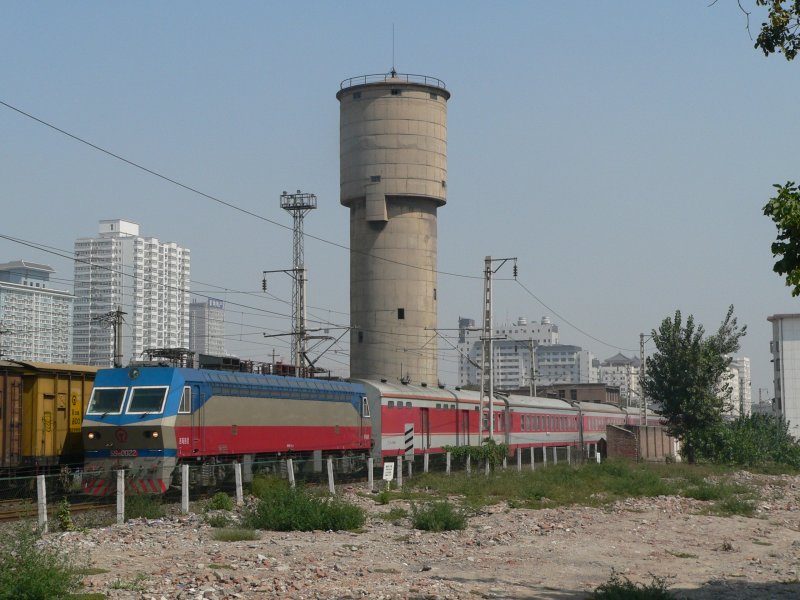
[127,386,168,415]
[361,397,370,418]
[388,401,395,408]
[406,401,412,408]
[86,387,127,415]
[179,386,191,414]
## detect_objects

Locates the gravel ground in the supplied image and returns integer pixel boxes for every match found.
[47,472,800,599]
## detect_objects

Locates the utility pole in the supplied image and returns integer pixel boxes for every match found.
[280,190,317,377]
[639,333,652,426]
[94,307,127,367]
[528,339,537,397]
[480,256,517,441]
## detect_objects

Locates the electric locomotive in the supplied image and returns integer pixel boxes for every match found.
[81,366,371,495]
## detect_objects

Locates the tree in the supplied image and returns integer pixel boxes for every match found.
[763,182,800,295]
[753,0,800,60]
[643,306,746,463]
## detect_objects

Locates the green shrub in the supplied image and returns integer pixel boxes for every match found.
[205,513,230,528]
[695,414,800,469]
[411,501,467,531]
[250,474,291,498]
[212,528,260,542]
[124,494,165,520]
[244,485,365,531]
[592,572,676,599]
[0,524,82,599]
[206,491,234,511]
[445,438,508,468]
[376,489,392,505]
[56,497,75,532]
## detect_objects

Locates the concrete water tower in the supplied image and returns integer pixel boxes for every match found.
[337,71,450,383]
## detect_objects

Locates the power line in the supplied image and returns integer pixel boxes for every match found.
[0,98,481,281]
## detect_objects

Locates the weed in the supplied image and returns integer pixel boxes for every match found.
[379,507,409,522]
[76,567,110,575]
[211,528,259,542]
[244,485,365,531]
[667,551,697,559]
[376,489,392,505]
[110,573,148,590]
[0,524,82,599]
[205,513,230,528]
[209,563,233,570]
[712,496,756,517]
[69,594,106,599]
[411,501,467,531]
[718,541,735,552]
[753,540,773,546]
[206,491,234,511]
[57,497,75,531]
[592,572,676,599]
[249,474,290,498]
[124,494,165,520]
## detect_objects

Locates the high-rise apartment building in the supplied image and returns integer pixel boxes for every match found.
[768,314,800,439]
[729,356,752,417]
[457,316,561,390]
[598,353,640,406]
[189,298,225,358]
[73,220,190,366]
[0,261,72,362]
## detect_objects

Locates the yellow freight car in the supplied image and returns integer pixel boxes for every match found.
[0,361,99,473]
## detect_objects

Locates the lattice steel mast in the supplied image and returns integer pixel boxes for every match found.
[281,190,317,374]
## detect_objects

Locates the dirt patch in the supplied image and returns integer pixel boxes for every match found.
[50,472,800,599]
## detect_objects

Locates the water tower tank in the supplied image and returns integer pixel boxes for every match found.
[337,72,450,383]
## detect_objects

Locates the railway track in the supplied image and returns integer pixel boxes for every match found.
[0,497,112,523]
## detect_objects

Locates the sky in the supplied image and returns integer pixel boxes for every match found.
[1,2,798,396]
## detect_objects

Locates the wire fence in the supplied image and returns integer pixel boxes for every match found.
[0,443,602,530]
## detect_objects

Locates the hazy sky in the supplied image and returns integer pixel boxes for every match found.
[1,2,798,395]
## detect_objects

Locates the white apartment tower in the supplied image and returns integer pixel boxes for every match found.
[599,353,641,406]
[458,316,561,390]
[73,220,190,366]
[189,298,225,357]
[768,314,800,439]
[0,261,73,362]
[729,356,752,417]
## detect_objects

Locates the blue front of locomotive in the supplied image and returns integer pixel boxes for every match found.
[82,367,183,495]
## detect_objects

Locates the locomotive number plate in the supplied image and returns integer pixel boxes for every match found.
[110,449,138,457]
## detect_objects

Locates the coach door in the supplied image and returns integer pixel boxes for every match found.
[191,385,205,455]
[420,408,430,450]
[461,410,470,446]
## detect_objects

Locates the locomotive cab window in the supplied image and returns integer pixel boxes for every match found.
[361,396,370,418]
[86,387,127,415]
[127,386,168,414]
[178,386,191,414]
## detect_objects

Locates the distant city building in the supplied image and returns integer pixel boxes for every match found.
[599,353,641,406]
[534,344,598,386]
[729,356,752,416]
[535,382,621,406]
[0,261,72,362]
[720,366,742,417]
[768,314,800,438]
[189,298,225,358]
[73,220,190,366]
[458,316,560,390]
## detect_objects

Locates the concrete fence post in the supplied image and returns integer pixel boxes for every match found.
[530,447,535,471]
[407,459,413,479]
[181,464,189,514]
[396,456,403,489]
[485,459,491,476]
[36,475,47,533]
[543,447,548,467]
[517,447,522,472]
[567,446,571,464]
[234,462,244,506]
[466,454,472,475]
[367,457,374,491]
[423,452,429,474]
[116,470,125,525]
[327,457,335,495]
[553,446,558,465]
[446,451,451,475]
[287,458,296,488]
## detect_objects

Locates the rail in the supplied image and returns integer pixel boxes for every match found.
[340,72,446,91]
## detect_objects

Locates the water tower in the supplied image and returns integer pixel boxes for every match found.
[337,71,450,383]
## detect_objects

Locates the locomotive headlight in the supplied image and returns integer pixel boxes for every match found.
[87,431,99,440]
[151,431,159,439]
[144,430,160,439]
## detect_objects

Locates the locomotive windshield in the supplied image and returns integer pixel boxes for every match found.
[127,386,168,414]
[86,387,127,415]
